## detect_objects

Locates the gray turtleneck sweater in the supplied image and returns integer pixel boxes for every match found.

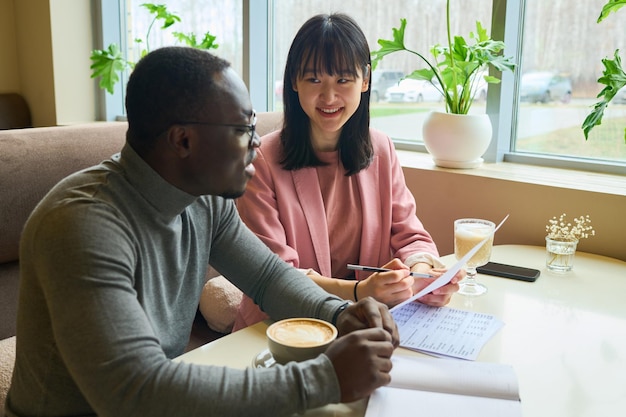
[6,143,345,417]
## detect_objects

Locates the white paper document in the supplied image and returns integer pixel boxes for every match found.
[364,356,522,417]
[392,303,504,360]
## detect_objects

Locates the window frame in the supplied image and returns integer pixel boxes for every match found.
[100,0,626,175]
[94,0,127,122]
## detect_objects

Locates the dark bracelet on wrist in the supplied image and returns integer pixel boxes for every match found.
[331,301,351,326]
[353,280,360,302]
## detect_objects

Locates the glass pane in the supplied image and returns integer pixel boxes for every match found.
[516,0,626,164]
[126,0,243,75]
[271,0,492,143]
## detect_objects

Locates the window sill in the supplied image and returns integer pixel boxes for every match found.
[396,150,626,197]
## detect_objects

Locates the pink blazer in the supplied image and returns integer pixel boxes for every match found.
[233,128,439,331]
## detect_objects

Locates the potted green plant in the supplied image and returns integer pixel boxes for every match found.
[581,0,626,143]
[90,3,218,95]
[371,0,515,168]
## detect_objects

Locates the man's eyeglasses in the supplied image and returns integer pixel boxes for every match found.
[177,111,257,148]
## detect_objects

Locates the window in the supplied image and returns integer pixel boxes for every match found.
[98,0,244,119]
[125,0,243,74]
[269,0,625,173]
[270,0,492,144]
[513,0,626,167]
[108,0,626,174]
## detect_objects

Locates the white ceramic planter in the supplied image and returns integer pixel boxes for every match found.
[422,111,493,168]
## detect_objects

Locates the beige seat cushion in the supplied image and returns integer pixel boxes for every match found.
[199,276,243,334]
[0,336,16,412]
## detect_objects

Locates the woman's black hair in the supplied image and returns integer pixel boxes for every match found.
[280,13,372,175]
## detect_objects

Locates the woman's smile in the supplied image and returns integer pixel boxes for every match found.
[317,106,344,118]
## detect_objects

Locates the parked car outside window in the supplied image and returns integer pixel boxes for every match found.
[384,71,489,104]
[370,70,404,102]
[519,71,573,104]
[384,78,441,103]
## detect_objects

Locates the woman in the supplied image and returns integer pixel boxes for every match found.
[232,13,461,331]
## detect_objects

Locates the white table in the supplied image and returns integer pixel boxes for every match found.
[177,245,626,416]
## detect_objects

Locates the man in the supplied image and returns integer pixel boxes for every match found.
[5,47,398,416]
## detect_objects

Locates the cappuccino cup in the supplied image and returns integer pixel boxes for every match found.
[266,318,337,365]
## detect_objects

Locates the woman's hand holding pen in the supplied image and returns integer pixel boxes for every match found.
[353,259,463,308]
[354,258,414,307]
[352,258,463,308]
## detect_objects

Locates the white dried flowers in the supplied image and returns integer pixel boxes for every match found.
[546,213,595,241]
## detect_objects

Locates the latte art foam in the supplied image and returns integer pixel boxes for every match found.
[269,320,334,347]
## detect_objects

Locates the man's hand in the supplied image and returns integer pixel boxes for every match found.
[334,297,399,348]
[326,297,399,402]
[324,328,395,403]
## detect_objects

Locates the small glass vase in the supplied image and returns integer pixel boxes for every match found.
[545,236,578,272]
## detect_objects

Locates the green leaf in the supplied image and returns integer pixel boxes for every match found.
[483,74,501,84]
[582,49,626,141]
[451,36,469,64]
[172,31,219,50]
[473,21,489,43]
[598,0,626,23]
[141,3,181,29]
[371,19,409,70]
[406,69,435,82]
[89,44,130,94]
[196,32,219,50]
[172,32,197,47]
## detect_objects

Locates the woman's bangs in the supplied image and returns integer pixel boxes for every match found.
[299,41,361,79]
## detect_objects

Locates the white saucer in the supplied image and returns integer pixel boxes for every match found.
[252,349,277,368]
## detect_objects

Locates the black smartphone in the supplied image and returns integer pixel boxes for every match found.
[476,262,540,282]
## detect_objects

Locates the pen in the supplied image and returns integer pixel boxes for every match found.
[347,264,434,278]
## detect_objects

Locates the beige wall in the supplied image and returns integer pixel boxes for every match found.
[1,0,96,126]
[403,166,626,262]
[14,0,56,126]
[0,0,19,92]
[49,0,97,124]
